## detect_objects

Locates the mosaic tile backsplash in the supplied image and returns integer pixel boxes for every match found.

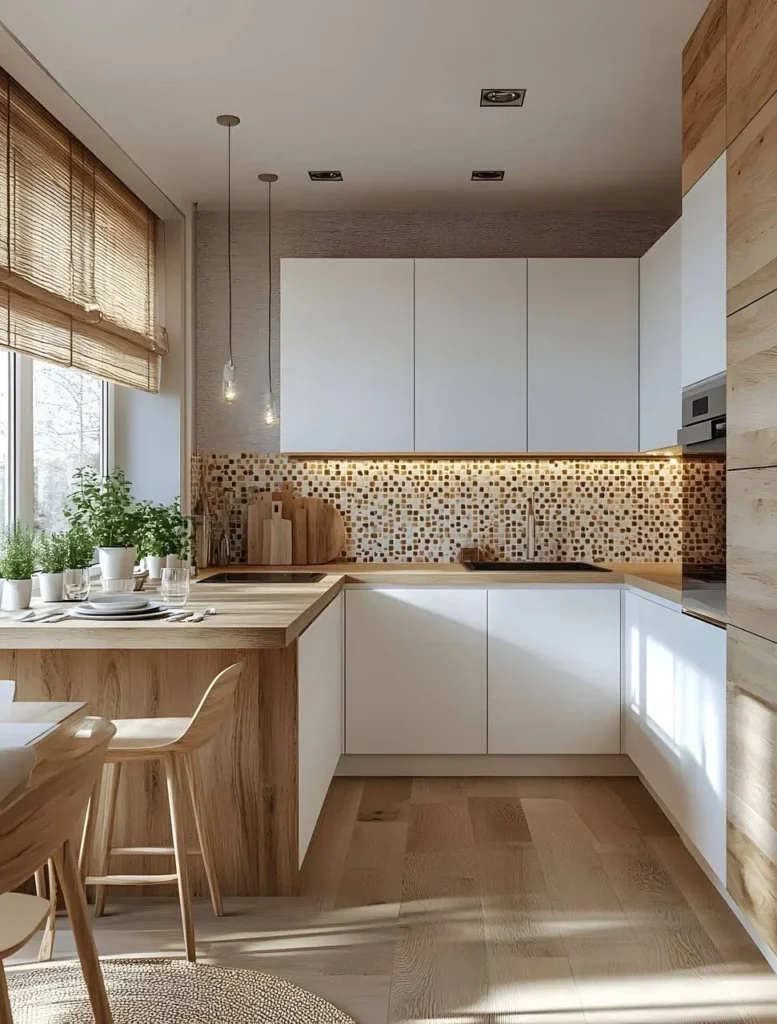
[193,454,725,565]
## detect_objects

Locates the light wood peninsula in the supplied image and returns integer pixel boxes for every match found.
[0,574,345,898]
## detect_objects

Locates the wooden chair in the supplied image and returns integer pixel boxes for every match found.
[0,680,56,962]
[0,716,116,1024]
[81,663,243,963]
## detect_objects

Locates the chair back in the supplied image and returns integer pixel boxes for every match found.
[0,680,16,703]
[175,663,243,753]
[0,716,115,894]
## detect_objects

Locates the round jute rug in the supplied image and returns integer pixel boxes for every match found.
[6,958,359,1024]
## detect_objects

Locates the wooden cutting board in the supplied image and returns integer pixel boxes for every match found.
[307,498,346,563]
[291,499,308,565]
[247,492,274,563]
[261,501,292,565]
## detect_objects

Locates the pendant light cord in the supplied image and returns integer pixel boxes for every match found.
[227,123,234,367]
[267,177,273,397]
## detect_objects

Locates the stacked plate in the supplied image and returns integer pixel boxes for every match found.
[72,595,171,621]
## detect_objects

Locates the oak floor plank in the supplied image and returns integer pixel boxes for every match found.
[558,778,646,852]
[468,796,532,846]
[410,777,466,804]
[300,777,363,910]
[358,778,412,823]
[604,777,678,837]
[336,821,407,910]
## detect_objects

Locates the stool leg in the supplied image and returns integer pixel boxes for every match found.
[79,777,102,881]
[53,840,113,1024]
[184,753,223,917]
[93,763,121,918]
[0,962,13,1024]
[166,755,196,962]
[33,867,46,898]
[38,859,57,961]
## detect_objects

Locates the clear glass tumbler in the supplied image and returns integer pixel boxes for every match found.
[63,568,90,602]
[160,567,189,608]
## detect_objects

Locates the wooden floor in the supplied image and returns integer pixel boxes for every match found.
[10,776,777,1023]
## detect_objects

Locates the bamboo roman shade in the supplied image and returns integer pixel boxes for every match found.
[0,69,164,391]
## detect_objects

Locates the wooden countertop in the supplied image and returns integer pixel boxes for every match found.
[0,563,683,651]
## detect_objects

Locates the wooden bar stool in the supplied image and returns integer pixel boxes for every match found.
[80,663,243,963]
[0,717,116,1024]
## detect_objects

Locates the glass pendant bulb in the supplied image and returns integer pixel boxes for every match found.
[223,359,237,404]
[263,391,278,427]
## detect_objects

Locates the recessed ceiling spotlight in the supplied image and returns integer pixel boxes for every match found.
[480,88,526,107]
[308,170,343,181]
[471,170,505,181]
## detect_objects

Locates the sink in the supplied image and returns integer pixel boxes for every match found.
[199,572,325,583]
[464,562,611,573]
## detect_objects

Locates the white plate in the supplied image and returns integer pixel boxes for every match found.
[72,607,172,622]
[74,604,163,619]
[86,595,149,612]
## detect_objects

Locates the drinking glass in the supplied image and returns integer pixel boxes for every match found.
[63,567,90,602]
[160,567,189,607]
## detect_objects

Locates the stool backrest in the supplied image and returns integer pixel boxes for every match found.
[176,662,243,753]
[0,680,16,703]
[0,716,115,894]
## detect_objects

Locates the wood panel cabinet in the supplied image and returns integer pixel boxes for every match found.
[526,259,639,452]
[727,0,777,144]
[414,258,527,452]
[487,588,621,755]
[727,91,777,315]
[728,287,777,469]
[682,154,727,386]
[727,467,777,642]
[344,588,487,754]
[639,221,682,451]
[280,258,414,452]
[624,591,726,883]
[727,624,777,954]
[298,595,343,865]
[682,0,727,195]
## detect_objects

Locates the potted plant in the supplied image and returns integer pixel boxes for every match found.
[165,499,192,568]
[63,523,95,601]
[36,531,69,602]
[0,523,37,610]
[138,502,171,579]
[65,468,141,580]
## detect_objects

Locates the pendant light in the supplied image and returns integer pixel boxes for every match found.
[259,172,279,427]
[217,114,240,403]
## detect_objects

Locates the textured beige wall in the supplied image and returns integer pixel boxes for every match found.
[195,209,674,452]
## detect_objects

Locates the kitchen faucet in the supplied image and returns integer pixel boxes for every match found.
[526,497,535,562]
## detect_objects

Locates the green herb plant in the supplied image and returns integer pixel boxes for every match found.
[64,524,96,570]
[0,523,37,580]
[65,468,142,549]
[138,502,173,559]
[36,532,69,574]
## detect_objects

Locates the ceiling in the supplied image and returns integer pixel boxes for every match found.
[0,0,707,214]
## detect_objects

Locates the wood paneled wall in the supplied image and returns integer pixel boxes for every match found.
[682,0,727,195]
[717,0,777,960]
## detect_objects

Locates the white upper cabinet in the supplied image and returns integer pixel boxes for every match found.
[681,154,727,388]
[639,221,682,451]
[414,259,528,452]
[527,259,639,452]
[488,588,622,754]
[280,258,414,452]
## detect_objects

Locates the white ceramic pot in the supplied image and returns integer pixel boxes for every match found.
[4,578,32,611]
[98,546,136,580]
[145,555,166,579]
[38,572,64,602]
[166,554,183,569]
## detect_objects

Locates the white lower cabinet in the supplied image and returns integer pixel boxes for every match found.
[345,589,487,754]
[623,591,726,883]
[487,588,622,754]
[298,595,343,865]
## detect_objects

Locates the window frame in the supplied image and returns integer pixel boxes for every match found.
[3,351,113,529]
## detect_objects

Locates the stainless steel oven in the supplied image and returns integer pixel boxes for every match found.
[678,373,726,625]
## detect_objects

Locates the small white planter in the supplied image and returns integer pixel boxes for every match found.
[99,546,136,580]
[145,555,166,579]
[38,572,64,603]
[4,578,32,611]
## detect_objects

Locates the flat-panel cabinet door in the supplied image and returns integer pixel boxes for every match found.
[681,154,726,386]
[345,588,487,754]
[488,588,621,754]
[298,595,343,865]
[639,221,682,451]
[280,258,414,452]
[527,259,639,452]
[414,258,527,452]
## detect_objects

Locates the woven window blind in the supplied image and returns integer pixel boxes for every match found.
[0,69,165,391]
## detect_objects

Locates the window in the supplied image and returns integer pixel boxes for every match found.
[32,361,103,532]
[1,352,110,531]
